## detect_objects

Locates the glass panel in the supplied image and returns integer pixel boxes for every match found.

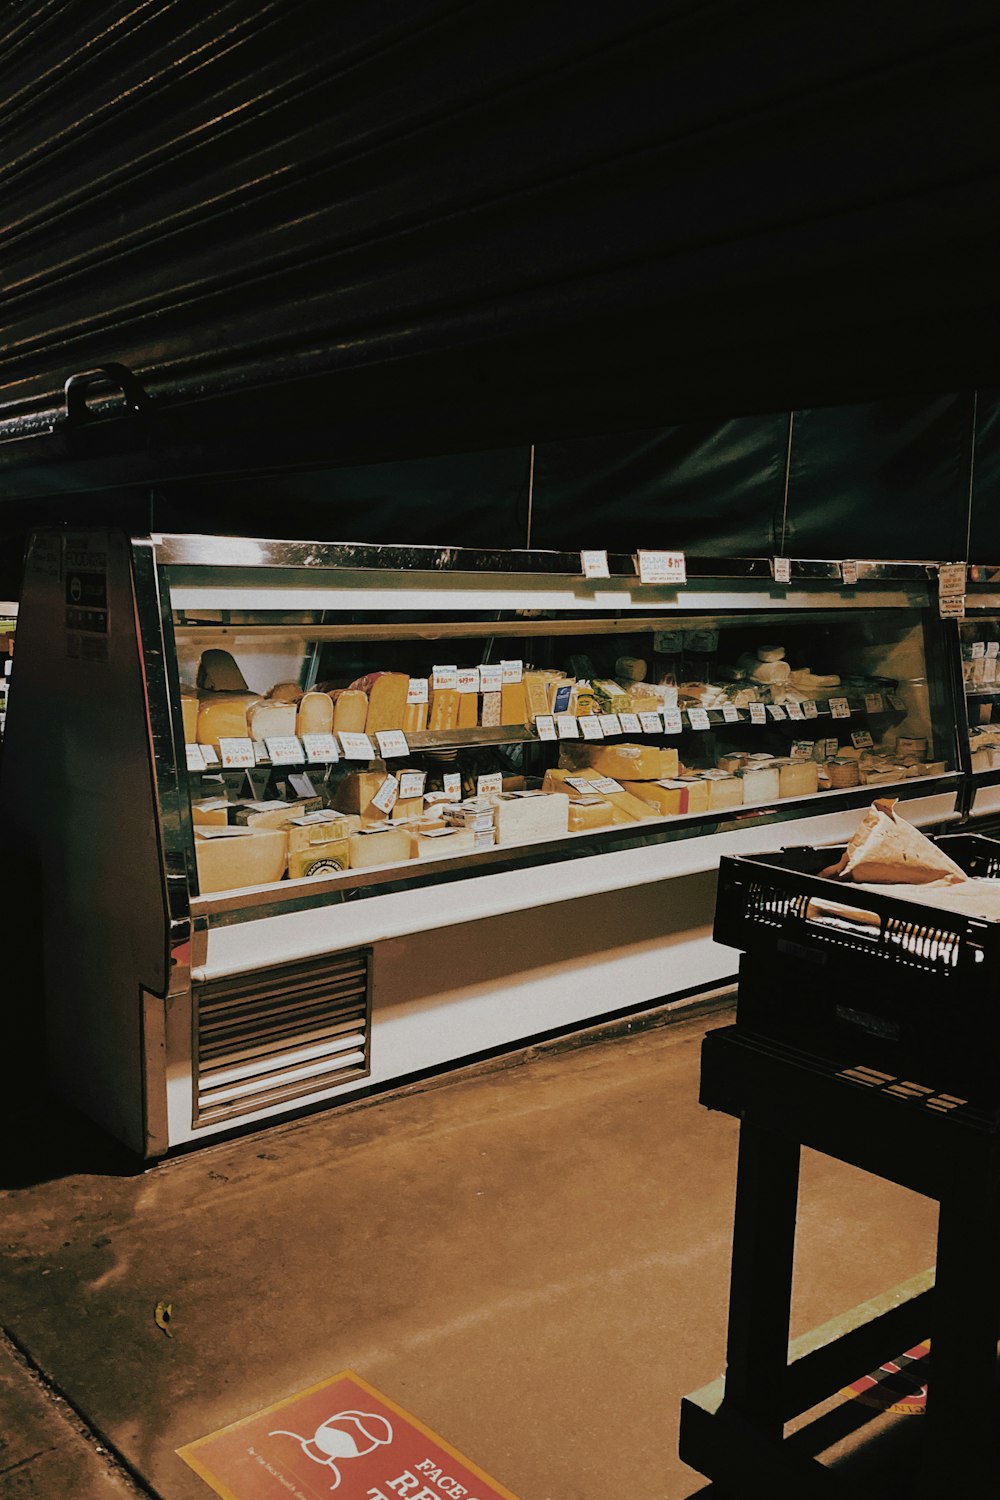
[959,617,1000,772]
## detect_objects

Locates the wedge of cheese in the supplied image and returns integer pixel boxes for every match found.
[391,796,425,822]
[629,779,700,816]
[402,699,429,734]
[429,689,460,731]
[196,694,260,746]
[195,827,287,893]
[545,766,659,822]
[776,759,819,798]
[191,797,232,826]
[286,815,354,878]
[349,826,414,868]
[332,689,369,734]
[197,649,250,692]
[296,691,334,737]
[500,682,529,725]
[248,700,297,742]
[494,792,569,845]
[458,692,479,729]
[365,673,410,734]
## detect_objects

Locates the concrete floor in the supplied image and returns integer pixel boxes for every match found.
[0,1001,939,1499]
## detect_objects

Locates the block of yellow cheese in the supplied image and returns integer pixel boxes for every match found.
[623,780,697,815]
[500,682,529,725]
[196,694,260,746]
[349,826,414,868]
[247,700,297,742]
[410,826,477,861]
[776,759,820,798]
[560,741,664,781]
[181,694,199,742]
[402,699,429,734]
[191,797,231,826]
[333,689,369,734]
[523,672,552,721]
[429,689,460,731]
[194,827,287,893]
[365,673,410,734]
[568,797,616,831]
[332,765,393,824]
[391,796,425,822]
[702,773,743,811]
[545,766,659,822]
[458,692,479,729]
[296,691,334,737]
[286,814,354,878]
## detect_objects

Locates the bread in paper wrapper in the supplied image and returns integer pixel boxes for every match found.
[822,798,967,886]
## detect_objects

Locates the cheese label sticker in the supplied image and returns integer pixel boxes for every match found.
[619,712,642,733]
[432,665,458,690]
[971,641,987,659]
[639,711,663,733]
[687,708,710,730]
[406,678,430,704]
[556,713,580,739]
[829,697,851,719]
[218,737,255,769]
[443,772,462,800]
[500,660,523,684]
[722,704,740,723]
[749,703,767,725]
[841,559,859,585]
[477,772,503,799]
[456,667,480,694]
[535,715,557,741]
[479,663,503,693]
[662,709,683,733]
[852,730,874,749]
[598,713,622,735]
[375,730,410,758]
[580,716,604,739]
[772,556,791,584]
[590,776,624,794]
[938,562,967,597]
[790,740,814,760]
[338,732,376,760]
[581,549,610,578]
[398,770,426,799]
[636,549,687,585]
[767,704,787,721]
[264,735,305,766]
[186,743,207,772]
[302,732,339,764]
[939,593,966,619]
[802,700,819,719]
[786,700,804,720]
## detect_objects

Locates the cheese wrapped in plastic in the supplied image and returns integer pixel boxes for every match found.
[821,798,967,885]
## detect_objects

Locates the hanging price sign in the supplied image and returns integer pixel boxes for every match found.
[338,732,376,759]
[535,715,557,741]
[375,730,410,758]
[749,703,766,725]
[722,704,740,723]
[619,712,642,733]
[639,711,663,733]
[687,708,711,730]
[829,698,851,719]
[218,737,255,769]
[636,550,687,585]
[767,704,787,721]
[264,735,306,766]
[556,714,580,739]
[581,550,610,578]
[598,713,622,735]
[580,716,604,739]
[802,700,819,719]
[302,733,339,764]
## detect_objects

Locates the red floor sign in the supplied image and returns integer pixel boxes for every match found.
[177,1370,519,1500]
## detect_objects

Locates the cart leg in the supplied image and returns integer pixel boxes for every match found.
[922,1175,1000,1493]
[722,1119,800,1443]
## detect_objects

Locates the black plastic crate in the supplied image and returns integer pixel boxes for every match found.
[715,834,1000,1106]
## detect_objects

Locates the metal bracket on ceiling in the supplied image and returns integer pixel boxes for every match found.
[63,362,151,427]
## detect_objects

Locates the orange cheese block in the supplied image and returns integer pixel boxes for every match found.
[402,700,428,733]
[333,689,368,734]
[296,691,334,737]
[458,693,479,729]
[429,690,460,731]
[500,682,529,725]
[365,673,410,734]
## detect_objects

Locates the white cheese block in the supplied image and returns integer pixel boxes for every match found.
[410,827,478,861]
[736,765,780,803]
[348,826,414,867]
[494,792,570,845]
[248,700,298,742]
[195,827,287,893]
[777,760,819,797]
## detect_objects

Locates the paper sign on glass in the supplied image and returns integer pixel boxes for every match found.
[662,709,683,733]
[749,703,766,725]
[687,708,710,730]
[500,660,523,684]
[829,698,851,719]
[802,700,819,719]
[432,665,458,690]
[772,556,791,584]
[722,704,740,723]
[841,560,859,585]
[479,663,503,693]
[186,743,206,772]
[406,678,429,704]
[639,711,663,733]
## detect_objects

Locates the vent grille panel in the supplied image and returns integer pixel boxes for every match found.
[193,948,371,1127]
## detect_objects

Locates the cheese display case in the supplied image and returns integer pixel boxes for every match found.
[0,532,963,1156]
[956,607,1000,821]
[0,603,14,742]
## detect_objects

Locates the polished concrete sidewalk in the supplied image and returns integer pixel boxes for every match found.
[0,1001,937,1499]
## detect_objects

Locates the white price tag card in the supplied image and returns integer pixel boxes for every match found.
[636,549,686,585]
[370,775,399,814]
[407,678,429,704]
[864,692,885,714]
[219,737,255,769]
[581,549,610,579]
[566,776,599,795]
[456,667,480,694]
[939,593,966,619]
[598,713,622,736]
[477,772,504,799]
[772,556,791,584]
[722,704,740,723]
[535,715,557,741]
[591,776,624,795]
[888,692,906,711]
[478,663,503,693]
[829,697,851,719]
[749,703,767,725]
[767,704,787,721]
[264,735,305,766]
[939,562,967,597]
[580,716,604,739]
[790,740,814,760]
[398,770,426,799]
[619,712,642,733]
[824,737,840,759]
[253,741,268,764]
[501,659,523,684]
[338,731,376,760]
[687,707,711,730]
[557,713,580,739]
[987,642,999,658]
[662,709,683,733]
[786,700,804,720]
[302,732,339,764]
[639,711,663,733]
[851,730,874,749]
[972,641,987,659]
[200,743,220,766]
[841,560,859,585]
[432,665,458,690]
[443,772,462,801]
[375,729,410,758]
[185,743,206,772]
[802,700,819,719]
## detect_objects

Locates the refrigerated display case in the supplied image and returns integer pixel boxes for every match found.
[0,532,963,1156]
[0,603,14,742]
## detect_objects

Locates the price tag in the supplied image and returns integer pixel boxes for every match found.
[432,665,458,690]
[456,668,480,694]
[218,737,255,769]
[619,712,642,734]
[790,740,814,761]
[598,713,622,736]
[662,709,683,733]
[370,775,399,814]
[407,678,429,704]
[786,701,804,720]
[198,743,220,767]
[185,743,206,772]
[851,730,874,749]
[375,729,410,758]
[566,776,600,795]
[581,549,610,579]
[829,697,851,719]
[939,562,967,597]
[501,660,523,684]
[535,715,557,741]
[767,704,787,721]
[479,663,503,693]
[687,707,711,730]
[338,731,376,760]
[864,692,885,714]
[749,703,766,725]
[888,692,906,711]
[477,772,503,799]
[580,716,604,740]
[939,594,966,619]
[640,711,663,733]
[971,641,986,660]
[772,556,791,584]
[253,741,268,764]
[287,773,316,800]
[591,776,624,795]
[841,560,859,586]
[636,549,686,585]
[722,704,740,723]
[557,714,580,739]
[302,732,339,764]
[264,735,305,766]
[398,770,426,799]
[443,771,462,801]
[987,642,999,659]
[802,700,819,719]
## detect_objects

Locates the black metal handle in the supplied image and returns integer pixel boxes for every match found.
[64,363,150,425]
